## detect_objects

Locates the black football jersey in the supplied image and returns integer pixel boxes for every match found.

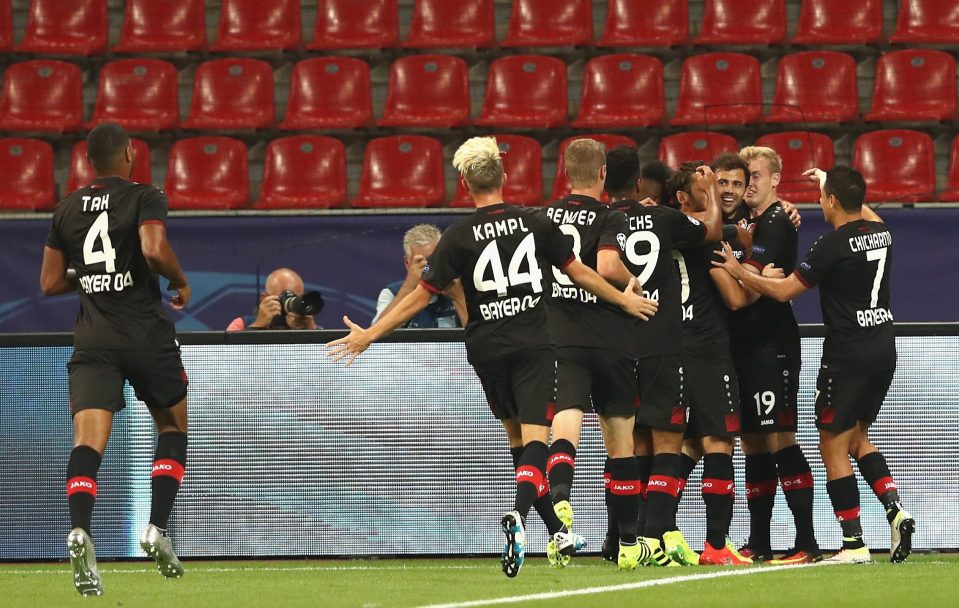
[610,200,707,357]
[420,203,574,364]
[543,194,633,354]
[675,240,730,358]
[796,219,896,370]
[728,202,801,366]
[46,177,177,350]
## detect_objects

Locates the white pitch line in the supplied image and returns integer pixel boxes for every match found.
[414,562,835,608]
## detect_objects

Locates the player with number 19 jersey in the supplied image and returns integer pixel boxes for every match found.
[47,177,177,350]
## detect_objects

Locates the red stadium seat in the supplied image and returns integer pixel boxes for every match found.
[939,135,959,201]
[452,135,543,207]
[659,132,739,170]
[211,0,300,51]
[405,0,494,48]
[308,0,397,49]
[182,58,274,130]
[0,1,12,52]
[90,59,179,132]
[671,53,762,126]
[767,52,858,124]
[792,0,883,44]
[891,0,959,43]
[353,136,445,208]
[165,137,249,210]
[254,136,346,209]
[755,132,835,203]
[502,0,592,47]
[599,0,688,47]
[17,0,107,55]
[853,130,936,203]
[0,138,54,211]
[115,0,206,53]
[865,50,957,122]
[279,58,370,130]
[476,55,568,128]
[694,0,786,45]
[573,54,664,128]
[551,134,637,201]
[0,61,83,133]
[67,139,153,194]
[378,55,470,128]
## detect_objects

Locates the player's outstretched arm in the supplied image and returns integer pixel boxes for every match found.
[39,246,76,296]
[140,223,190,309]
[697,165,724,243]
[712,241,807,303]
[564,260,658,320]
[596,249,635,290]
[326,284,433,366]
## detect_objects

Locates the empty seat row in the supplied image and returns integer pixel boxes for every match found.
[3,0,958,55]
[3,50,957,133]
[1,130,954,212]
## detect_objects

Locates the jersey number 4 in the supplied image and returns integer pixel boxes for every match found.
[82,211,117,272]
[473,233,544,296]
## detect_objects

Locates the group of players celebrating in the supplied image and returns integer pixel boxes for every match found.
[330,136,916,575]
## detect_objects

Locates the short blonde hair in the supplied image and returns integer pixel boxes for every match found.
[565,138,607,189]
[739,146,782,175]
[402,224,441,257]
[452,137,504,193]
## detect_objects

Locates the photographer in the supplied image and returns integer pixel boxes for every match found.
[227,268,322,331]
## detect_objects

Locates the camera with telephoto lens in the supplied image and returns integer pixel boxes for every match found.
[276,290,324,316]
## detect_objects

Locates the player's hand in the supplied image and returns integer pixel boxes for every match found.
[696,165,717,184]
[252,295,282,327]
[711,241,745,280]
[781,199,802,229]
[405,254,429,284]
[762,263,785,279]
[638,197,658,207]
[803,167,828,190]
[735,224,753,259]
[170,284,190,310]
[325,316,372,366]
[620,277,658,321]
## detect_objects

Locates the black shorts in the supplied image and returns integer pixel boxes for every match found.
[474,347,557,426]
[67,345,188,415]
[736,357,800,434]
[815,363,895,433]
[635,354,686,432]
[556,346,637,418]
[683,354,741,439]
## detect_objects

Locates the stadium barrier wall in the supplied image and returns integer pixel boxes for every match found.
[1,325,957,560]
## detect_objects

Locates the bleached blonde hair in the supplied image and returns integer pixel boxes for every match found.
[453,137,504,193]
[739,146,782,175]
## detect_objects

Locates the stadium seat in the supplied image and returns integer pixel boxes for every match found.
[378,55,470,128]
[865,50,957,122]
[551,134,637,201]
[0,138,54,211]
[89,59,179,132]
[308,0,397,49]
[767,51,858,124]
[476,55,568,128]
[792,0,883,44]
[853,130,936,203]
[182,58,274,130]
[0,61,83,133]
[164,137,249,210]
[17,0,107,55]
[659,132,739,170]
[115,0,206,53]
[671,53,762,126]
[67,139,153,194]
[502,0,592,47]
[572,54,664,128]
[599,0,687,46]
[279,58,371,130]
[939,135,959,202]
[405,0,494,48]
[353,136,445,208]
[254,136,346,209]
[0,1,12,52]
[211,0,300,51]
[891,0,959,43]
[694,0,786,45]
[451,135,542,207]
[755,132,835,203]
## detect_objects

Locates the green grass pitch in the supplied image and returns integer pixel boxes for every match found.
[2,553,956,607]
